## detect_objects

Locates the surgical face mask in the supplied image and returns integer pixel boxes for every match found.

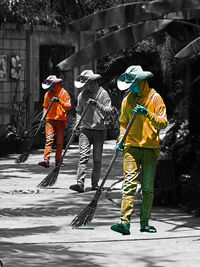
[49,84,55,91]
[129,81,140,95]
[85,80,96,92]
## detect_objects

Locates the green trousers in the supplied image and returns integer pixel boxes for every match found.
[120,146,159,227]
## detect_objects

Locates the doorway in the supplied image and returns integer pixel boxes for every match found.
[39,45,75,106]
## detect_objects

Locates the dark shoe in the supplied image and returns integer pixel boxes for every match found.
[69,184,84,193]
[140,225,157,233]
[91,185,99,190]
[111,223,130,235]
[56,162,65,167]
[91,185,104,191]
[38,161,49,168]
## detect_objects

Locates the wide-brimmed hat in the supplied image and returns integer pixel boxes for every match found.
[117,65,153,91]
[74,70,102,88]
[42,75,63,89]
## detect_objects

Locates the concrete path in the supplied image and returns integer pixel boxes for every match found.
[0,140,200,267]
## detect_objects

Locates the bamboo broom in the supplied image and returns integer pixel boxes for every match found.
[37,102,90,188]
[70,112,137,228]
[15,100,54,163]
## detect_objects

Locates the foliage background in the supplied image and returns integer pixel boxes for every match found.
[1,0,200,213]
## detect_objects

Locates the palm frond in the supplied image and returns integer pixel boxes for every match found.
[166,10,200,20]
[67,2,159,32]
[175,37,200,59]
[143,0,200,14]
[58,19,172,70]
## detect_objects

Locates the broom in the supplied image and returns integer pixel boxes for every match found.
[70,112,137,228]
[15,100,54,163]
[105,177,124,207]
[37,102,90,188]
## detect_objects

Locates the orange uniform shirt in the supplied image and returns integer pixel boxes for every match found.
[43,83,71,121]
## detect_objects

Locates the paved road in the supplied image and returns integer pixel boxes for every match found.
[0,140,200,267]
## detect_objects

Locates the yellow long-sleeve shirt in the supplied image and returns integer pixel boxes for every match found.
[119,81,167,153]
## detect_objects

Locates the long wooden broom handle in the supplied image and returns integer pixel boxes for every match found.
[61,102,90,159]
[98,112,137,191]
[43,100,54,120]
[35,100,54,136]
[118,111,137,148]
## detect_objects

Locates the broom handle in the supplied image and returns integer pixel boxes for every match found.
[98,112,136,191]
[60,102,90,160]
[35,100,54,136]
[118,112,137,148]
[43,100,54,120]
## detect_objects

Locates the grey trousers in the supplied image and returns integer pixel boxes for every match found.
[77,128,105,187]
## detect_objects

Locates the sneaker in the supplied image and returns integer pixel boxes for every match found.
[91,185,99,190]
[140,225,157,233]
[69,183,84,193]
[111,223,130,235]
[38,161,49,168]
[56,162,65,167]
[91,185,104,191]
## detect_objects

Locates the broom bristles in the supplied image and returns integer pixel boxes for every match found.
[37,166,60,188]
[15,150,31,163]
[70,198,98,228]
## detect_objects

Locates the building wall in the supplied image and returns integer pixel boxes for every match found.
[26,26,79,116]
[0,23,95,137]
[0,24,26,135]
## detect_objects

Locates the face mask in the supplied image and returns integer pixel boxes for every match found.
[49,84,55,91]
[129,81,140,95]
[85,80,96,92]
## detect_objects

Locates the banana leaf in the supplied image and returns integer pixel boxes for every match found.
[58,19,172,70]
[166,10,200,20]
[66,2,159,32]
[66,3,200,32]
[175,37,200,59]
[143,0,200,14]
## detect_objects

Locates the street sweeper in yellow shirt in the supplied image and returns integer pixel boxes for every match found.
[111,65,167,235]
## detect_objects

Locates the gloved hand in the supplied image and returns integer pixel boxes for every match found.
[115,141,125,152]
[134,104,148,116]
[87,98,97,106]
[40,117,46,124]
[52,97,60,103]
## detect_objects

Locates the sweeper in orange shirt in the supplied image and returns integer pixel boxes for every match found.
[38,75,71,168]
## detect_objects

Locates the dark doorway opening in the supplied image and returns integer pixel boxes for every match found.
[39,45,75,107]
[33,45,76,148]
